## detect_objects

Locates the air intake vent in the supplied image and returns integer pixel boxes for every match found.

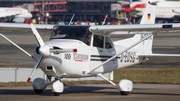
[46,66,53,70]
[53,46,60,49]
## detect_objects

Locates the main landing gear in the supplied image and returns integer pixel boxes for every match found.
[33,78,64,96]
[97,73,133,95]
[33,74,133,96]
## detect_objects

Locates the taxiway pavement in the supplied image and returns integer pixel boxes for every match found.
[0,84,180,101]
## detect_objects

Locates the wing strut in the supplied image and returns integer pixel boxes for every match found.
[0,33,35,61]
[87,30,159,74]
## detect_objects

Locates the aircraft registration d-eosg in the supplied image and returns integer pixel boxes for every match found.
[1,3,180,96]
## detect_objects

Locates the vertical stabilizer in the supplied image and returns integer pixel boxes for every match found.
[140,3,156,24]
[114,3,156,54]
[132,3,156,54]
[141,3,156,53]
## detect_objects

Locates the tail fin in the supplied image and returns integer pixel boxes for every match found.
[140,3,156,24]
[114,3,156,53]
[133,3,156,53]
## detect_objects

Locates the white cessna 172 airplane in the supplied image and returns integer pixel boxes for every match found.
[1,3,180,96]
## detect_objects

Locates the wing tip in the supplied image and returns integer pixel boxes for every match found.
[27,77,31,82]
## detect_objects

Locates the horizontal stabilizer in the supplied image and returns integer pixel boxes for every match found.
[139,54,180,63]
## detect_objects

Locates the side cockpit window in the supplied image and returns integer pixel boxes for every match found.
[93,35,104,48]
[105,37,113,49]
[84,32,92,46]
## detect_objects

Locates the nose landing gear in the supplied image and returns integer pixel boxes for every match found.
[52,80,64,96]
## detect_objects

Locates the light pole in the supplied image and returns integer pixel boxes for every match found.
[46,13,49,24]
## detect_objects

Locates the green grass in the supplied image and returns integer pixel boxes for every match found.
[0,68,180,87]
[0,82,33,87]
[113,68,180,84]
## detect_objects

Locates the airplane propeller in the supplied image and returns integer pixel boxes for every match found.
[26,19,78,82]
[27,19,46,82]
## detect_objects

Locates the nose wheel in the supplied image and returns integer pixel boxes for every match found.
[52,80,64,96]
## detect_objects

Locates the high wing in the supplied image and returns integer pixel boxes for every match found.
[139,54,180,63]
[0,22,54,30]
[89,23,180,35]
[1,23,180,33]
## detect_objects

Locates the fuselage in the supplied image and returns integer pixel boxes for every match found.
[34,25,141,78]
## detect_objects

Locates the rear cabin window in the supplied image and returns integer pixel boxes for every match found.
[105,37,113,49]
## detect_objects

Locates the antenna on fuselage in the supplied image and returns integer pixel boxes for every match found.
[68,14,75,25]
[102,14,108,25]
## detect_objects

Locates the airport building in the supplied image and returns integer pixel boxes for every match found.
[0,0,130,25]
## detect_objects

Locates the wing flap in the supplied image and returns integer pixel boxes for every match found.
[139,54,180,63]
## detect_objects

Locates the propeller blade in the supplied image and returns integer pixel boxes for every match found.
[27,56,43,82]
[27,19,44,46]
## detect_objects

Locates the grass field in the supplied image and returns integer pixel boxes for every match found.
[113,67,180,84]
[0,67,180,87]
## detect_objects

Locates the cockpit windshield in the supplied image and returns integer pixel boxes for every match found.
[50,25,91,42]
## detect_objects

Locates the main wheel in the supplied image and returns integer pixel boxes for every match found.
[120,91,129,95]
[34,89,44,94]
[53,92,60,96]
[33,78,46,94]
